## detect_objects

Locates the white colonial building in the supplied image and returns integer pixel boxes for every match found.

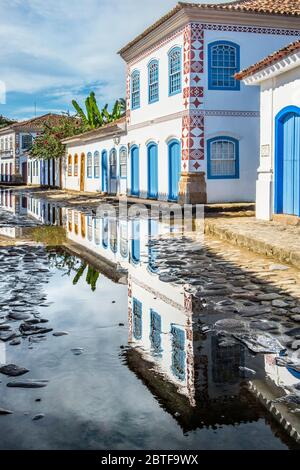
[0,114,61,187]
[62,119,127,194]
[63,0,300,204]
[237,40,300,221]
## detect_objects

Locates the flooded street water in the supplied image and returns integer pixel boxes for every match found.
[0,189,300,450]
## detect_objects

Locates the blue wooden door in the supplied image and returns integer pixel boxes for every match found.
[131,146,139,196]
[282,113,300,216]
[101,151,108,192]
[147,143,158,198]
[168,140,181,201]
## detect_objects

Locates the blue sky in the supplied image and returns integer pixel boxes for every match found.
[0,0,226,121]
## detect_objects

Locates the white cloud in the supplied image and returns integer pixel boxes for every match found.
[0,0,225,115]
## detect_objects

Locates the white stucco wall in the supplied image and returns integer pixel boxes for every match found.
[128,32,184,126]
[127,117,182,200]
[255,63,300,220]
[63,135,128,194]
[125,25,299,203]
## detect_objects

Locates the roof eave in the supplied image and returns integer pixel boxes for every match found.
[62,122,126,146]
[118,4,300,63]
[237,50,300,84]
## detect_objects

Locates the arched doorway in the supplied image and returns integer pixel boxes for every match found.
[101,150,108,193]
[131,145,139,196]
[275,106,300,217]
[147,142,158,199]
[168,139,181,201]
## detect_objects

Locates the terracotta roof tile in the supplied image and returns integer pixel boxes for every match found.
[188,1,300,16]
[0,113,73,134]
[119,1,300,55]
[235,39,300,79]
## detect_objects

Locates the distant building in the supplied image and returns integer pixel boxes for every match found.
[237,40,300,220]
[62,0,300,203]
[0,113,62,187]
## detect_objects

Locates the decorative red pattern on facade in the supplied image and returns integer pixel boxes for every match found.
[182,23,205,173]
[126,67,131,125]
[203,23,300,36]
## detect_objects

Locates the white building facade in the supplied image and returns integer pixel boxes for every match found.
[62,119,127,194]
[0,114,62,187]
[63,1,300,204]
[237,40,300,220]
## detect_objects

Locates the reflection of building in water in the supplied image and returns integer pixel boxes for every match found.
[248,354,300,443]
[26,196,62,226]
[0,190,63,227]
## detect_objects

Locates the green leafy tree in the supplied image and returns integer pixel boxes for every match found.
[0,115,16,129]
[30,115,85,160]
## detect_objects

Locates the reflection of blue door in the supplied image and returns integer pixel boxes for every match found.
[168,140,181,201]
[275,107,300,217]
[131,219,140,264]
[147,143,158,198]
[101,151,108,192]
[131,146,139,196]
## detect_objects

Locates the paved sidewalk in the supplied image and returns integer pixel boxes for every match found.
[205,216,300,269]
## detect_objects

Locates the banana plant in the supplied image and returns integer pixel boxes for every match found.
[72,92,126,129]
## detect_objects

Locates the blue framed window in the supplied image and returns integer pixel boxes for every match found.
[109,149,117,179]
[94,151,100,178]
[119,146,127,179]
[148,60,159,103]
[168,47,182,96]
[207,136,239,179]
[150,309,162,355]
[208,41,240,91]
[171,325,186,381]
[132,298,142,340]
[131,70,140,109]
[87,152,92,178]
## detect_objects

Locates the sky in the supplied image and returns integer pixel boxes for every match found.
[0,0,228,121]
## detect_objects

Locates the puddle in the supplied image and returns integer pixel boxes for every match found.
[0,188,300,450]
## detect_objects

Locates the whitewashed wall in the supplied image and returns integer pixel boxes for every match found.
[127,117,182,199]
[256,65,300,220]
[63,135,128,194]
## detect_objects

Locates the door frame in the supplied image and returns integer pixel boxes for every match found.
[168,138,181,201]
[80,153,85,192]
[130,145,139,197]
[275,105,300,215]
[147,141,158,199]
[101,150,108,193]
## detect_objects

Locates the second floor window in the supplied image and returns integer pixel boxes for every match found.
[148,60,159,103]
[208,41,240,90]
[131,71,140,109]
[87,152,92,178]
[22,134,33,150]
[169,47,181,96]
